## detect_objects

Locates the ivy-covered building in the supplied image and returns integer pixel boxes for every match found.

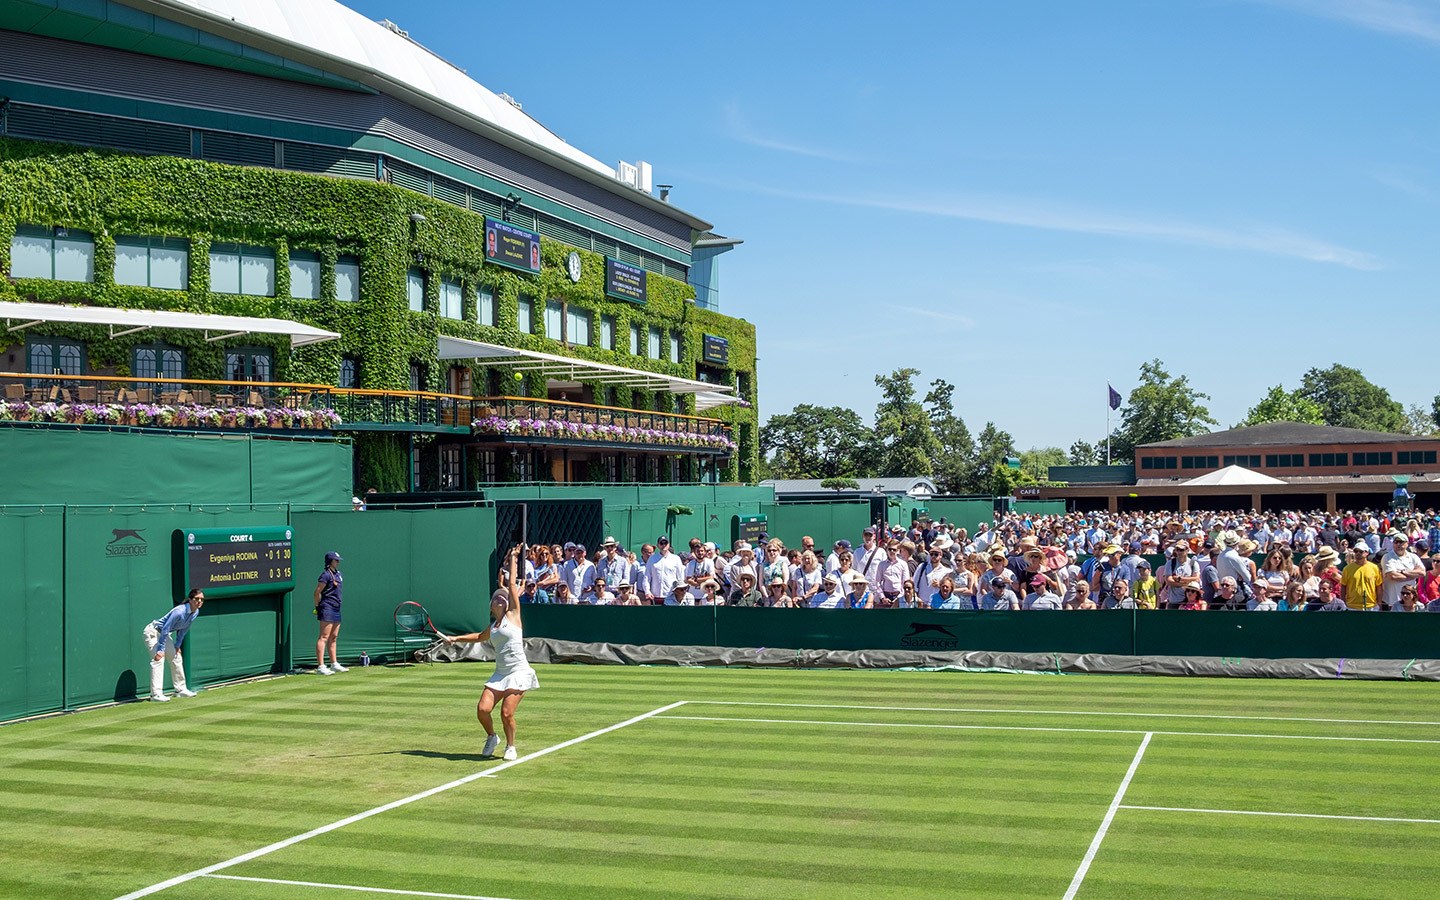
[0,0,757,490]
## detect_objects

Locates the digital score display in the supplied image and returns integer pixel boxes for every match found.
[485,218,541,274]
[605,257,647,304]
[176,526,296,599]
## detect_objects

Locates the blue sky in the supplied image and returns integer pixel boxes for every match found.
[349,0,1440,450]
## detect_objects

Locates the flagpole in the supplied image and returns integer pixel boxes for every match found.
[1106,399,1111,466]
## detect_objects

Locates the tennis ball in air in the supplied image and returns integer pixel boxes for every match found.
[513,372,524,382]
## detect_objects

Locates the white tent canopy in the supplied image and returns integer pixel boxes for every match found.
[0,301,341,347]
[1183,465,1287,487]
[436,336,736,399]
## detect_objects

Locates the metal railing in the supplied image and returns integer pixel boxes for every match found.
[0,373,731,447]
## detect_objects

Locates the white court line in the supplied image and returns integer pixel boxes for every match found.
[1062,732,1152,900]
[1120,805,1440,825]
[114,701,687,900]
[687,700,1440,728]
[202,874,517,899]
[654,715,1440,745]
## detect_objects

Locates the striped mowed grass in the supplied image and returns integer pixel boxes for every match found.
[3,664,1440,899]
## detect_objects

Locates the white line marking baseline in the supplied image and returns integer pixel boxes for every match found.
[1119,805,1440,825]
[687,700,1440,728]
[201,874,517,899]
[654,715,1440,745]
[113,701,688,900]
[1063,733,1152,900]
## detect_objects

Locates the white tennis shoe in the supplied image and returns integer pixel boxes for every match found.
[482,734,500,758]
[149,693,170,702]
[175,688,198,698]
[316,665,333,675]
[503,745,517,761]
[331,663,348,673]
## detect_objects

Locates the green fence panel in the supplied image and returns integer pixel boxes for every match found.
[0,508,66,720]
[520,604,716,646]
[62,505,291,707]
[626,506,671,552]
[715,608,1135,654]
[918,499,995,533]
[1136,610,1440,660]
[0,430,351,506]
[249,438,353,505]
[760,502,871,552]
[289,506,496,664]
[1014,501,1066,517]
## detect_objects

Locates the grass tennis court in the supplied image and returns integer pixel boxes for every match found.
[4,665,1440,899]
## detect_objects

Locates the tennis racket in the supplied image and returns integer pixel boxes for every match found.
[394,601,448,639]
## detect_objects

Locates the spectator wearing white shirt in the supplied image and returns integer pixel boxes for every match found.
[825,540,852,576]
[684,545,716,603]
[1380,532,1426,610]
[815,573,846,609]
[644,537,686,603]
[876,542,909,602]
[790,551,823,605]
[854,527,886,586]
[562,545,595,598]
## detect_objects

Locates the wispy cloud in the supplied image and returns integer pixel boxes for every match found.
[721,102,859,162]
[1371,166,1434,199]
[1257,0,1440,44]
[894,305,976,328]
[725,180,1382,270]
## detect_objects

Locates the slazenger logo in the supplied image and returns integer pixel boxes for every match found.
[106,528,148,558]
[901,621,960,650]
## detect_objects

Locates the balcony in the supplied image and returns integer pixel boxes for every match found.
[1,373,733,453]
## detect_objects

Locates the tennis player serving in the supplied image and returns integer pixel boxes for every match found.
[441,546,538,760]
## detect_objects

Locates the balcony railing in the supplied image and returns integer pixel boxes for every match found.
[0,373,733,451]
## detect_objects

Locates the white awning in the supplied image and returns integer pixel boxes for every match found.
[437,336,737,398]
[0,301,341,347]
[695,390,744,411]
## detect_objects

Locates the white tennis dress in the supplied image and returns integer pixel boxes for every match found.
[486,616,539,692]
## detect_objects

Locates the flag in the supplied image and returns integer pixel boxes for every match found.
[1108,384,1122,410]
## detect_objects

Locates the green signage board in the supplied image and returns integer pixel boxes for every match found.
[175,526,295,599]
[733,514,767,547]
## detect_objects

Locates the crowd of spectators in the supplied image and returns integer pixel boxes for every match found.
[501,508,1440,612]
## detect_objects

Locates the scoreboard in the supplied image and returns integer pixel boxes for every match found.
[176,526,296,599]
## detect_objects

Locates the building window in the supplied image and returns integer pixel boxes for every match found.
[339,357,359,389]
[407,269,426,312]
[225,348,273,383]
[1307,452,1348,467]
[648,326,661,359]
[517,295,534,334]
[604,454,619,481]
[477,449,497,483]
[1399,451,1437,466]
[438,278,463,319]
[669,331,681,363]
[601,315,616,350]
[567,308,592,346]
[1222,454,1260,468]
[409,361,428,392]
[629,324,640,355]
[448,365,472,396]
[11,226,94,282]
[335,255,360,302]
[1354,451,1393,467]
[1264,454,1304,468]
[1143,456,1177,470]
[673,395,683,415]
[605,386,618,407]
[210,243,275,296]
[544,300,564,340]
[114,236,188,290]
[440,446,462,490]
[27,336,85,377]
[133,345,185,391]
[477,287,495,325]
[288,250,321,300]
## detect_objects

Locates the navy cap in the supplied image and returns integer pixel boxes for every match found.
[574,544,587,554]
[835,539,852,550]
[657,535,670,544]
[325,551,342,562]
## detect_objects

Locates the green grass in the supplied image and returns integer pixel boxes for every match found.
[4,665,1440,899]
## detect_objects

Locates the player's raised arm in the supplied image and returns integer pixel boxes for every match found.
[507,545,523,623]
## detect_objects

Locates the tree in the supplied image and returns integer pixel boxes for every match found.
[1108,359,1217,462]
[1068,440,1099,466]
[973,422,1019,495]
[1018,447,1067,485]
[1403,404,1436,437]
[759,405,875,480]
[1237,385,1324,428]
[925,378,977,493]
[872,368,942,478]
[1296,364,1406,433]
[819,477,860,492]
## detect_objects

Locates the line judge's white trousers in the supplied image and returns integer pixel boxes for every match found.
[141,625,188,697]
